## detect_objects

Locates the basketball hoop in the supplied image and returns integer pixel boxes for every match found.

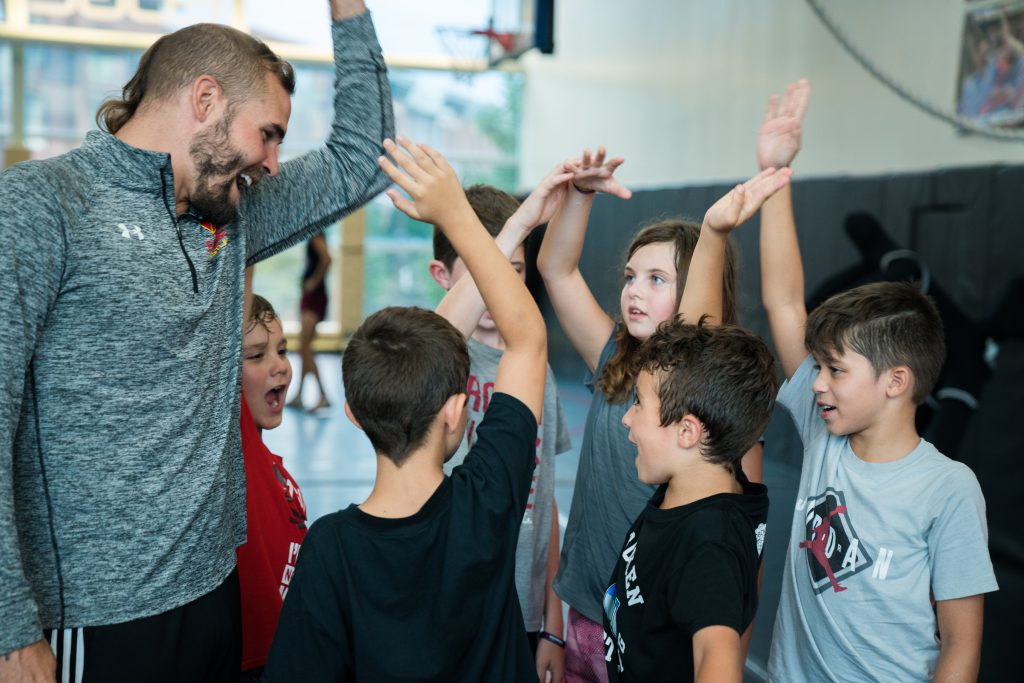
[436,26,486,82]
[470,27,518,55]
[436,25,517,81]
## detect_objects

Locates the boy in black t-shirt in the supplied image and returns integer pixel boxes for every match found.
[263,136,548,682]
[603,318,778,683]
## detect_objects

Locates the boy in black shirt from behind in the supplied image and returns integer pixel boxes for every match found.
[603,319,778,683]
[264,136,548,682]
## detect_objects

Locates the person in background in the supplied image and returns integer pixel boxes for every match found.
[290,234,332,411]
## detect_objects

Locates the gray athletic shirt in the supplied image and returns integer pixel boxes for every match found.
[443,338,572,631]
[553,332,656,624]
[767,356,998,682]
[0,13,393,655]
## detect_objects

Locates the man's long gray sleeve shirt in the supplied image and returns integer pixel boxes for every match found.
[0,12,394,655]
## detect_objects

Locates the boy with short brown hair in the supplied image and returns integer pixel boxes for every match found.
[264,136,548,682]
[759,79,998,682]
[603,318,777,683]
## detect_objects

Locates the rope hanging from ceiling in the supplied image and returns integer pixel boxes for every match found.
[804,0,1024,142]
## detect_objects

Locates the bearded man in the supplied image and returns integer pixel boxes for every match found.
[0,1,392,680]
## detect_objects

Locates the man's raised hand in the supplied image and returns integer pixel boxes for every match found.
[757,79,810,171]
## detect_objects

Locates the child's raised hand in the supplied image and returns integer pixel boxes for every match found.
[506,160,577,233]
[378,136,471,226]
[704,167,793,234]
[570,147,633,199]
[756,79,810,171]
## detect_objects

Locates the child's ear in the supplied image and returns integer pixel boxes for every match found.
[885,366,913,400]
[428,260,452,290]
[344,402,364,431]
[441,392,468,433]
[676,414,704,450]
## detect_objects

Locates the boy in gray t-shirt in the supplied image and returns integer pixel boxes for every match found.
[428,170,576,679]
[768,356,996,681]
[758,78,997,683]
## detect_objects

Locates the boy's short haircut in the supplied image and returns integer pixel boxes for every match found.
[635,317,779,469]
[805,281,944,404]
[432,184,520,269]
[246,294,279,333]
[342,306,470,466]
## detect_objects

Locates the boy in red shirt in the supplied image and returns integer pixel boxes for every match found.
[237,294,307,680]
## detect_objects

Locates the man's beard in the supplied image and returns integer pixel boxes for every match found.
[189,112,247,227]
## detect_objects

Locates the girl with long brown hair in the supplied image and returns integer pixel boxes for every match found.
[537,148,789,680]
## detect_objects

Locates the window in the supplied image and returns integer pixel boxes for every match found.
[252,67,522,324]
[26,0,231,33]
[0,43,9,144]
[22,43,140,157]
[365,68,521,315]
[243,0,492,60]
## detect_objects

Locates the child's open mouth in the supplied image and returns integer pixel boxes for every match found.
[818,402,836,418]
[265,386,286,411]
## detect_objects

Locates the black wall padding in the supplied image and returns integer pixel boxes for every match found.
[959,340,1024,683]
[524,164,1024,682]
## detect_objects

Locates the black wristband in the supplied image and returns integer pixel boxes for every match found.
[572,182,595,195]
[539,631,566,648]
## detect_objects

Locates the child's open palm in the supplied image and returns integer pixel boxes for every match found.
[704,167,793,234]
[757,78,810,171]
[378,136,471,227]
[570,147,632,199]
[508,160,577,232]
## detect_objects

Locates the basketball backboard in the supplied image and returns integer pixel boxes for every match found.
[488,0,554,66]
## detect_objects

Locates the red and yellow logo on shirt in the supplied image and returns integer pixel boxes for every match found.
[201,221,229,258]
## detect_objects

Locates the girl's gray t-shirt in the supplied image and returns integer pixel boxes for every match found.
[553,332,656,624]
[444,338,571,631]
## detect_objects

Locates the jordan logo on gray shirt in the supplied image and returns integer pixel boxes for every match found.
[798,488,873,593]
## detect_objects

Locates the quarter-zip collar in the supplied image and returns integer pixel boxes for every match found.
[79,130,174,194]
[78,131,202,292]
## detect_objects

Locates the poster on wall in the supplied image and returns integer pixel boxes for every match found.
[957,0,1024,127]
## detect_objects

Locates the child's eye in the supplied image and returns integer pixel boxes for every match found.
[246,353,264,361]
[651,275,665,285]
[830,366,842,375]
[624,273,635,283]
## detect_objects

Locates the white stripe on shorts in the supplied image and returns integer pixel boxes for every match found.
[48,627,84,683]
